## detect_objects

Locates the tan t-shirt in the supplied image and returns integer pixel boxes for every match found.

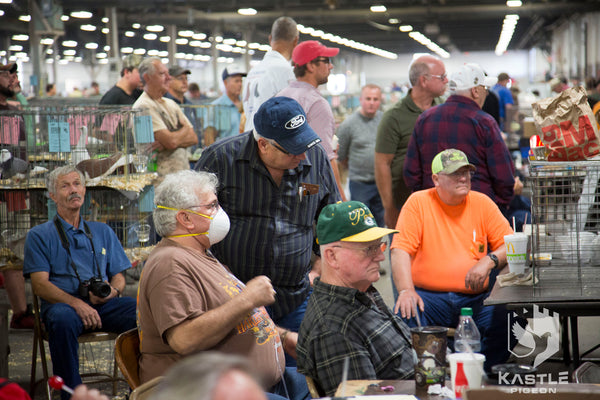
[133,91,191,175]
[137,239,285,386]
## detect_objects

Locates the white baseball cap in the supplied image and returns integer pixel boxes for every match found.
[448,63,497,92]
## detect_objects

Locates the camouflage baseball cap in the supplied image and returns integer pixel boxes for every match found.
[317,201,398,245]
[431,149,476,175]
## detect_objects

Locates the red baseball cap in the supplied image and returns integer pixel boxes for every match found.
[292,41,339,66]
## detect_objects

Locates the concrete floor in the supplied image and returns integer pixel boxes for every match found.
[5,253,600,399]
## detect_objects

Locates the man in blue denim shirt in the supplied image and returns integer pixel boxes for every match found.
[23,166,136,399]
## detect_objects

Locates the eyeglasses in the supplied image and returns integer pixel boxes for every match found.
[440,169,475,180]
[269,140,292,156]
[190,200,220,212]
[332,242,387,258]
[312,57,331,65]
[428,73,447,81]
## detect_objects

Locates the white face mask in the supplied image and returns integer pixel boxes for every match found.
[157,204,230,246]
[205,207,230,245]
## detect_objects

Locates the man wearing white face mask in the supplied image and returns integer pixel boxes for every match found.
[137,170,310,400]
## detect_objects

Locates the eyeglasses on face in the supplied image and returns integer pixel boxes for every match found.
[312,57,331,65]
[440,169,475,180]
[428,73,447,81]
[190,200,220,212]
[269,140,292,156]
[332,242,387,258]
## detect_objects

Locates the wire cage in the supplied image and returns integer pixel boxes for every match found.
[528,160,600,292]
[0,106,157,270]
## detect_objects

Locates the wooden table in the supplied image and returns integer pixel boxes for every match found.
[484,267,600,367]
[334,379,448,399]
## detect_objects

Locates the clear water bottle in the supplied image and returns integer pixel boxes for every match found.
[454,307,481,353]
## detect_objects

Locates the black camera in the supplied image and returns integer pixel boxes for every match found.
[79,277,112,299]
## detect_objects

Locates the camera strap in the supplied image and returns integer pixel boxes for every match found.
[53,215,102,283]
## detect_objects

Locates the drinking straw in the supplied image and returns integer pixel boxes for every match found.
[512,217,517,232]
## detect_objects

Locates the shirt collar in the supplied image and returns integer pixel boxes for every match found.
[313,277,378,307]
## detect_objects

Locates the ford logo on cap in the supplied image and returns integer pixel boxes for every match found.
[285,115,305,130]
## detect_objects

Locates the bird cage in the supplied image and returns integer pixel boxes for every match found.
[0,106,157,269]
[180,104,240,151]
[528,160,600,292]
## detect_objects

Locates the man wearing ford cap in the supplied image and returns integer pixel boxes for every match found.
[297,201,414,397]
[195,97,340,360]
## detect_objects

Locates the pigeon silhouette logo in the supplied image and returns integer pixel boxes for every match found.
[509,305,560,368]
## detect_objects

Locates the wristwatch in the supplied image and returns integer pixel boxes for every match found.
[488,253,499,269]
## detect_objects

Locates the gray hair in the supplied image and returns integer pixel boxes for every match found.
[149,352,263,400]
[46,165,85,195]
[408,55,441,87]
[153,170,219,237]
[138,57,161,85]
[271,16,298,42]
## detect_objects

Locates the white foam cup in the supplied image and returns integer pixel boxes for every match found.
[448,353,486,392]
[504,233,528,274]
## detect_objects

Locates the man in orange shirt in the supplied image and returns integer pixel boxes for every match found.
[391,148,513,370]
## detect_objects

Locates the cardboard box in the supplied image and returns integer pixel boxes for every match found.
[523,118,538,138]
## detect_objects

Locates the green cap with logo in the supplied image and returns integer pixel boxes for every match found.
[431,149,476,175]
[317,201,398,245]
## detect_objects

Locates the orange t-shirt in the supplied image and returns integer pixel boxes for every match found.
[391,188,513,294]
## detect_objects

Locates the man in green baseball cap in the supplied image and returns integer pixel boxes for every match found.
[297,201,415,397]
[391,148,514,371]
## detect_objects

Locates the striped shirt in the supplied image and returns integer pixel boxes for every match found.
[297,278,415,397]
[195,132,340,319]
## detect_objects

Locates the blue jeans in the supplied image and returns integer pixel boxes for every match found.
[349,180,384,228]
[399,274,509,371]
[270,290,311,368]
[42,296,137,400]
[268,367,311,400]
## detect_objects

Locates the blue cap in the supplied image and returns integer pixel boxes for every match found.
[254,97,322,155]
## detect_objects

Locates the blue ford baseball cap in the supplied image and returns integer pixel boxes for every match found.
[254,97,322,155]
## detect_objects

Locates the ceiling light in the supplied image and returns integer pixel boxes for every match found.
[19,15,31,22]
[388,18,399,24]
[9,45,23,51]
[158,51,169,57]
[0,11,4,16]
[99,59,109,64]
[58,59,69,65]
[370,5,387,12]
[133,48,146,55]
[74,57,82,62]
[46,48,53,54]
[399,25,413,32]
[259,45,271,52]
[311,30,324,37]
[236,40,247,47]
[101,17,109,23]
[238,8,257,15]
[0,0,13,4]
[132,23,141,29]
[85,43,98,49]
[80,24,96,31]
[217,57,228,63]
[70,11,92,19]
[62,40,78,47]
[216,44,233,52]
[175,38,188,45]
[121,47,134,53]
[61,15,69,21]
[125,31,135,37]
[248,42,260,49]
[223,38,237,45]
[506,0,522,6]
[192,33,207,40]
[147,25,164,32]
[179,30,194,37]
[189,41,202,47]
[63,49,76,56]
[41,38,54,45]
[12,34,29,41]
[102,28,109,34]
[160,36,170,42]
[147,49,159,56]
[199,42,211,48]
[215,36,223,42]
[143,33,157,40]
[46,58,54,64]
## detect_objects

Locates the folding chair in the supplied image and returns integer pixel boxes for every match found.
[114,327,141,389]
[29,294,120,400]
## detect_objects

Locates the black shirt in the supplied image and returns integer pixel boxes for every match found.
[99,85,142,105]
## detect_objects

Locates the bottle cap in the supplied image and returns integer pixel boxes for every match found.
[460,307,473,316]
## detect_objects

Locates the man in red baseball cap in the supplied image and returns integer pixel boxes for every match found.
[277,40,347,202]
